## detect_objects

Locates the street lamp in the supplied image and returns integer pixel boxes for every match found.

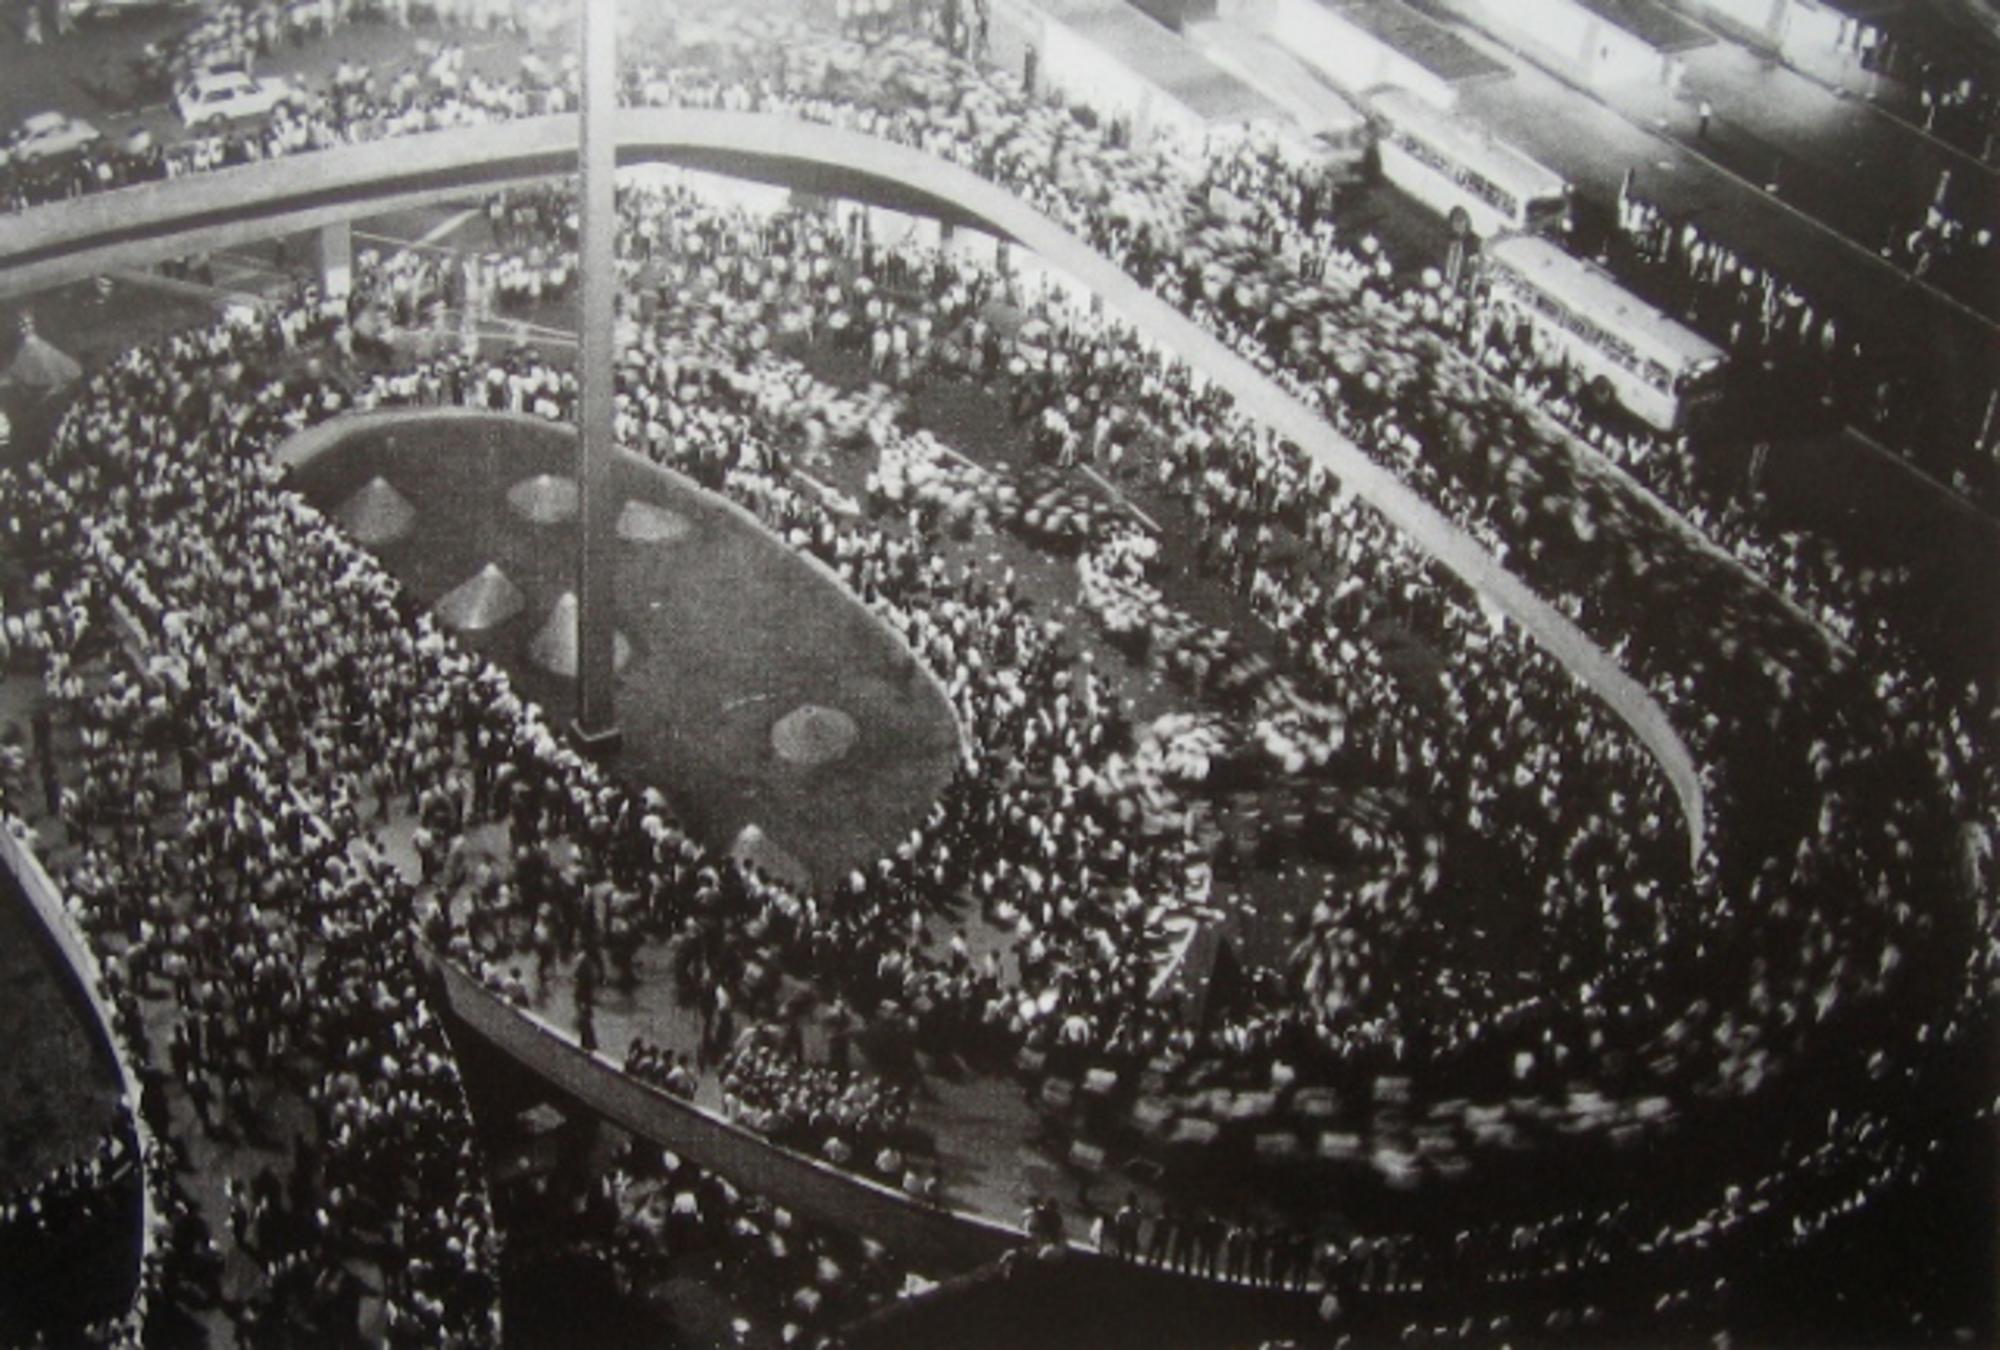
[572,0,622,756]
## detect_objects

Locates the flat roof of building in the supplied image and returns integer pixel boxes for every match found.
[1568,0,1717,52]
[1317,0,1511,85]
[1051,0,1290,123]
[1800,0,1904,21]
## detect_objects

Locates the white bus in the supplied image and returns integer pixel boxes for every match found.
[1482,233,1728,433]
[1366,87,1570,239]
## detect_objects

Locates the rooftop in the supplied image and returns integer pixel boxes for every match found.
[1318,0,1512,84]
[1567,0,1718,52]
[1799,0,1906,19]
[1051,0,1291,123]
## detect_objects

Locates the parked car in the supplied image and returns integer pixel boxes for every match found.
[174,71,307,127]
[71,0,204,17]
[5,111,104,165]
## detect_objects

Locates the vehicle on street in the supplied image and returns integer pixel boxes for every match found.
[4,111,104,165]
[1366,87,1570,240]
[70,0,204,17]
[1481,232,1728,432]
[175,71,307,127]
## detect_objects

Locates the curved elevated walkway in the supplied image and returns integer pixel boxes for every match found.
[432,951,1031,1272]
[4,111,1715,1306]
[0,109,1706,861]
[0,824,154,1334]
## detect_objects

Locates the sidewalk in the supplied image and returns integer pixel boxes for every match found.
[1625,27,1996,313]
[1669,0,2000,166]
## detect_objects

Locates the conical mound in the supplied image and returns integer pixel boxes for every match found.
[731,823,809,891]
[3,333,82,394]
[616,499,692,544]
[335,476,416,546]
[771,704,859,767]
[433,562,525,634]
[528,591,630,677]
[506,473,578,525]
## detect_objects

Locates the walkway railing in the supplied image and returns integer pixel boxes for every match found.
[429,948,1029,1275]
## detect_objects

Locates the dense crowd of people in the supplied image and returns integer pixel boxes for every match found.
[352,131,1986,1334]
[0,1,1991,1345]
[422,15,1984,1328]
[1,308,506,1343]
[720,1027,940,1194]
[0,0,573,213]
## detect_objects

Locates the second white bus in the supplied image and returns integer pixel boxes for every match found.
[1481,233,1728,433]
[1366,87,1571,239]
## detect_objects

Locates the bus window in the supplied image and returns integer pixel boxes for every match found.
[1525,194,1570,235]
[1482,234,1729,433]
[1367,89,1569,239]
[1674,358,1725,398]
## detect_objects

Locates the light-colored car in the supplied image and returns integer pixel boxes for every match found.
[71,0,203,17]
[7,111,104,164]
[174,71,306,127]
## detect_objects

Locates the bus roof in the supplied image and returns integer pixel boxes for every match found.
[1485,233,1725,367]
[1367,87,1569,204]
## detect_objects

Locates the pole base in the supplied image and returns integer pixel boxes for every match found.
[568,719,624,760]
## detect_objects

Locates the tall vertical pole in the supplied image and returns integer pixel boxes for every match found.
[573,0,621,754]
